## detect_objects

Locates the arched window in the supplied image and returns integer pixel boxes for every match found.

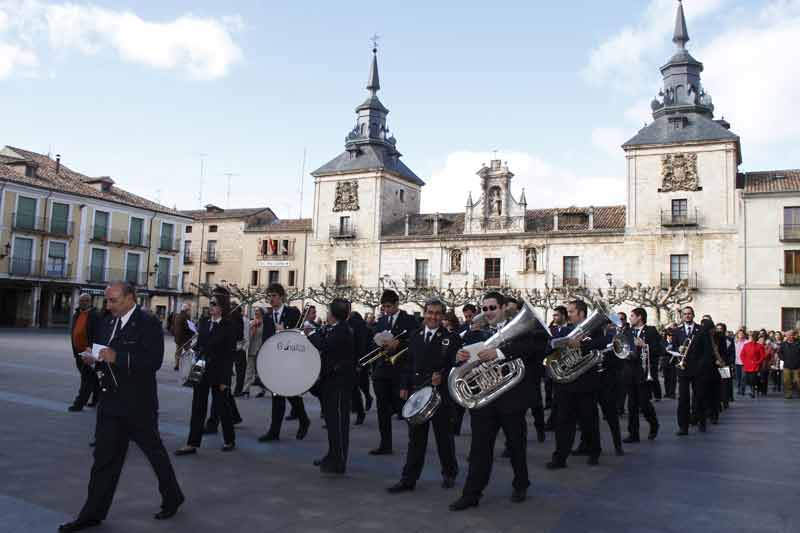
[488,186,502,216]
[524,248,537,272]
[450,249,462,273]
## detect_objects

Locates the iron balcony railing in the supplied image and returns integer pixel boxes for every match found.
[661,208,699,228]
[326,274,355,287]
[90,227,150,248]
[203,251,219,264]
[330,224,356,239]
[660,272,699,290]
[779,269,800,286]
[551,274,587,288]
[86,267,147,286]
[183,250,194,264]
[158,237,181,252]
[8,257,74,279]
[779,225,800,242]
[12,212,75,237]
[154,275,179,290]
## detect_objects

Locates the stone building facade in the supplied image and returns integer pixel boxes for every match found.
[305,3,800,329]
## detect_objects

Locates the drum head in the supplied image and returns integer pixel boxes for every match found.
[257,330,321,396]
[402,386,433,418]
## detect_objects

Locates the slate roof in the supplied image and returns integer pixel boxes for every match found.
[245,218,312,233]
[0,146,187,217]
[312,144,424,186]
[623,113,739,150]
[180,206,276,221]
[381,206,625,238]
[742,170,800,194]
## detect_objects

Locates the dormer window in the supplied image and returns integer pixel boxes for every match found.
[25,165,35,178]
[560,213,588,226]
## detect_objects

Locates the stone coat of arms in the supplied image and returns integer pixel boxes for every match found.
[333,180,359,212]
[660,153,699,192]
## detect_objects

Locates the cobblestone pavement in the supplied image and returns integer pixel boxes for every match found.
[0,329,798,533]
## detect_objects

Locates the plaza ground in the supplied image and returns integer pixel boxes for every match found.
[0,329,798,533]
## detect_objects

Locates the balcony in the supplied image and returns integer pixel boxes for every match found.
[330,224,356,239]
[660,272,699,291]
[325,274,355,287]
[403,275,432,288]
[12,212,74,237]
[258,253,295,262]
[85,267,147,286]
[203,251,219,264]
[780,269,800,287]
[183,251,194,264]
[90,227,150,249]
[780,225,800,242]
[8,257,73,279]
[154,275,179,291]
[551,274,587,288]
[41,261,73,280]
[158,237,181,253]
[661,209,699,228]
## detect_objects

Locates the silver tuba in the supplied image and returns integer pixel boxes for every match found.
[545,300,622,383]
[449,300,549,409]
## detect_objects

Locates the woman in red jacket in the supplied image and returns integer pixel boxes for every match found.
[740,332,766,398]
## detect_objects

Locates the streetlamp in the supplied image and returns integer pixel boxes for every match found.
[605,272,613,288]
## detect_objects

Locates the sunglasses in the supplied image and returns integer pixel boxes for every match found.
[482,305,498,312]
[209,301,219,307]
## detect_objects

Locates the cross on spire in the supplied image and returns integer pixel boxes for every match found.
[370,33,380,52]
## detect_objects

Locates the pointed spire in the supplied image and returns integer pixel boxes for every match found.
[519,188,527,205]
[673,0,689,49]
[367,47,380,95]
[466,191,474,207]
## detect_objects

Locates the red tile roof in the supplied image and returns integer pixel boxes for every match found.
[743,170,800,194]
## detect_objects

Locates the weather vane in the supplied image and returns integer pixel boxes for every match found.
[370,33,380,51]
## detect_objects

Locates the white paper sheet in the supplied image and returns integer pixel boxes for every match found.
[91,343,108,361]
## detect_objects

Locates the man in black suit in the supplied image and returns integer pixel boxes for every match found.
[623,308,661,443]
[450,292,547,511]
[453,303,478,435]
[544,306,570,423]
[546,300,607,470]
[307,299,356,474]
[59,282,183,532]
[69,293,102,411]
[348,310,370,425]
[672,306,701,423]
[369,290,416,455]
[676,317,715,435]
[388,298,461,493]
[175,297,237,456]
[258,283,310,442]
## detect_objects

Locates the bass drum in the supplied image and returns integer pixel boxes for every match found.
[257,330,321,396]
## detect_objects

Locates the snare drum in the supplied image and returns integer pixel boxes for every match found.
[401,385,442,426]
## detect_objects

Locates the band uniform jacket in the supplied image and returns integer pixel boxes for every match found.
[196,317,236,387]
[402,326,462,402]
[672,322,700,352]
[262,305,302,344]
[624,325,664,384]
[71,306,102,356]
[552,325,608,393]
[681,328,715,378]
[347,314,370,361]
[96,306,165,418]
[370,310,417,380]
[309,321,356,383]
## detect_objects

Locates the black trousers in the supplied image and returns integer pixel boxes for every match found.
[626,381,658,438]
[649,377,663,400]
[351,368,371,416]
[189,381,235,447]
[233,349,247,394]
[662,358,677,397]
[321,378,352,471]
[544,376,553,407]
[206,388,242,429]
[554,388,600,463]
[268,395,309,436]
[678,373,707,430]
[528,374,546,431]
[596,374,622,451]
[707,373,722,419]
[373,377,405,450]
[453,404,466,435]
[462,408,528,499]
[73,357,99,407]
[401,402,458,483]
[79,412,182,521]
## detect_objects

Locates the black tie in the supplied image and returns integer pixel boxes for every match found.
[425,331,432,344]
[389,315,394,330]
[108,319,120,343]
[274,311,280,325]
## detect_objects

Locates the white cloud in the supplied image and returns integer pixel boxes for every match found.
[591,127,628,158]
[0,1,243,79]
[0,41,37,77]
[420,151,624,213]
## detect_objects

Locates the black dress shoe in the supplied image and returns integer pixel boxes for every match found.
[536,429,546,443]
[320,464,345,475]
[68,404,83,412]
[615,447,625,456]
[587,456,599,466]
[441,477,455,489]
[675,429,689,436]
[154,501,182,520]
[571,447,590,456]
[511,488,527,503]
[648,424,659,440]
[174,447,197,456]
[449,496,479,511]
[86,399,98,408]
[258,433,279,442]
[255,390,266,398]
[387,481,415,493]
[58,518,101,531]
[202,427,218,435]
[286,413,299,421]
[296,420,310,440]
[221,443,236,452]
[313,456,328,467]
[622,435,640,444]
[546,460,567,470]
[369,447,393,455]
[355,413,365,425]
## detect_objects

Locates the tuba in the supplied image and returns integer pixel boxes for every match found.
[448,300,549,410]
[545,300,622,383]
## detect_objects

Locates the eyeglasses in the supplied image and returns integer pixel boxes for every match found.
[209,301,219,307]
[482,305,498,312]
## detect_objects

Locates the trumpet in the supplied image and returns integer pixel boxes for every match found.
[358,329,408,367]
[389,347,409,365]
[294,304,312,330]
[667,338,691,370]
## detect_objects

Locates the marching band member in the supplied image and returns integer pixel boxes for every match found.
[348,310,371,425]
[387,298,460,493]
[369,290,416,455]
[450,292,546,511]
[623,308,661,442]
[676,317,716,435]
[175,297,237,456]
[547,300,606,470]
[60,282,183,532]
[258,283,311,442]
[307,299,356,474]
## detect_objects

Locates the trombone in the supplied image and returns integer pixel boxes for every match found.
[358,329,408,367]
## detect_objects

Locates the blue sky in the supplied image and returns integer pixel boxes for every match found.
[1,0,798,216]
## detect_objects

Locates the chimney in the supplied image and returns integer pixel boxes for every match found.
[553,212,559,231]
[404,213,410,236]
[588,207,595,230]
[55,154,61,174]
[433,213,439,236]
